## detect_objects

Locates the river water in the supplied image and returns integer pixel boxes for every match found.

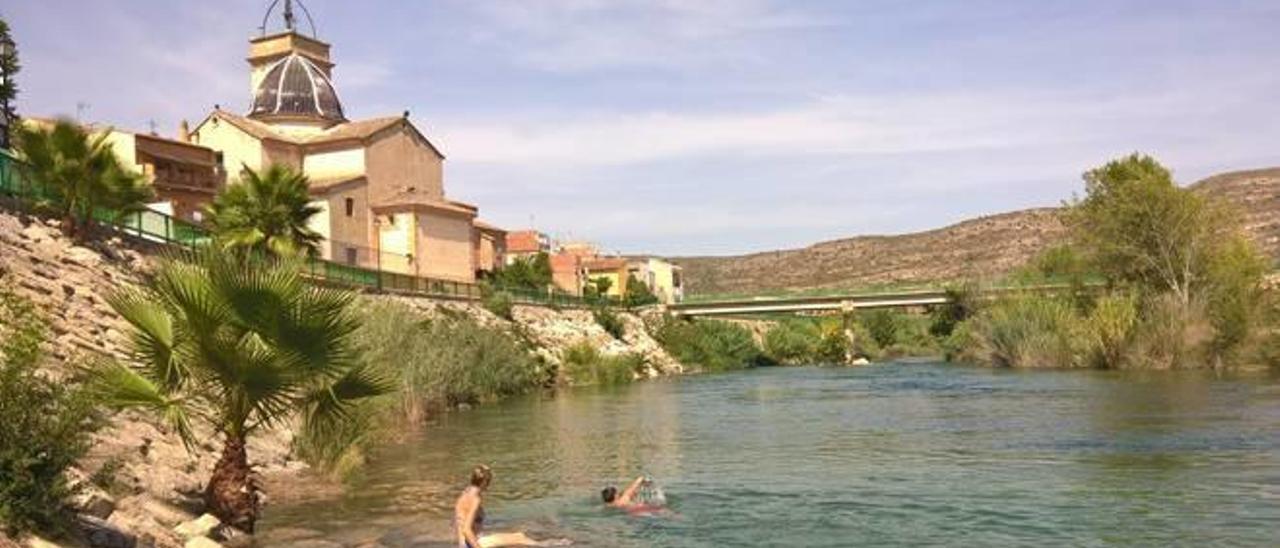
[260,362,1280,547]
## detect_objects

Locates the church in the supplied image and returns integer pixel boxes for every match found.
[188,3,500,283]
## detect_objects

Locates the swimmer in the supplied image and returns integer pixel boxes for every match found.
[601,476,665,513]
[455,465,571,548]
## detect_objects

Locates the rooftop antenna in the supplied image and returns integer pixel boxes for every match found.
[260,0,318,37]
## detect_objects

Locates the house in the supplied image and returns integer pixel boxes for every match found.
[504,230,551,264]
[581,256,630,298]
[626,256,685,304]
[549,252,585,295]
[23,118,225,222]
[187,13,489,282]
[473,221,507,276]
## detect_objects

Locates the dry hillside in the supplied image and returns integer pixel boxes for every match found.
[676,167,1280,296]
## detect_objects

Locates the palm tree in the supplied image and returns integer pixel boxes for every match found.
[15,118,152,237]
[91,249,387,532]
[206,164,323,258]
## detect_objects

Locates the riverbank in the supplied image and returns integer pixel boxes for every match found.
[0,209,693,547]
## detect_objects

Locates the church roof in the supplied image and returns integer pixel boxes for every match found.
[371,191,478,217]
[197,110,444,157]
[249,53,345,123]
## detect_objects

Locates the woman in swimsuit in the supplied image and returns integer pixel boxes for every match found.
[454,464,570,548]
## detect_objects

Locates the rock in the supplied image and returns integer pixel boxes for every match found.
[183,538,222,548]
[134,497,196,527]
[24,537,62,548]
[77,515,137,548]
[72,489,118,519]
[850,357,871,366]
[173,515,221,540]
[63,246,103,268]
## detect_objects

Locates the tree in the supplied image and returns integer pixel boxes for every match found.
[491,252,552,292]
[206,163,323,258]
[624,274,659,307]
[1,17,20,149]
[15,119,153,237]
[1066,154,1234,307]
[90,250,387,532]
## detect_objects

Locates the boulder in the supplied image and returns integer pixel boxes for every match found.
[76,515,137,548]
[183,538,222,548]
[173,515,221,540]
[72,489,118,519]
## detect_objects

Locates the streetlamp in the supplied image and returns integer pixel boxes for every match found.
[0,34,13,150]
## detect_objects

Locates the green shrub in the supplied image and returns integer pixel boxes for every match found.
[1084,292,1139,368]
[0,288,102,536]
[560,341,643,385]
[844,319,882,361]
[859,309,901,349]
[593,306,626,339]
[815,318,855,363]
[482,289,515,320]
[654,317,764,372]
[966,296,1085,368]
[624,275,660,308]
[294,401,380,481]
[763,320,820,364]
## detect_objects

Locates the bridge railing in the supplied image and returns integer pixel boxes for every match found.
[0,149,598,308]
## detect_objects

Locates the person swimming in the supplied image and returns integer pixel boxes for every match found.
[601,476,665,513]
[454,464,571,548]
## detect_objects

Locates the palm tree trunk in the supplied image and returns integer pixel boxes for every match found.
[205,432,258,533]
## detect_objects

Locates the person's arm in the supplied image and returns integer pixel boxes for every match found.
[458,495,483,547]
[617,476,647,505]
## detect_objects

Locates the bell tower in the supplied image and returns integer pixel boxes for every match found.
[247,0,333,95]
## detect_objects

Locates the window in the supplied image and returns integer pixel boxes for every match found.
[345,247,357,265]
[387,214,396,227]
[345,198,354,217]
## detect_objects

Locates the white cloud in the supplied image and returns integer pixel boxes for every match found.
[463,0,822,72]
[436,79,1279,172]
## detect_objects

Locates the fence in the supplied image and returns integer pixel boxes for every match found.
[0,149,597,307]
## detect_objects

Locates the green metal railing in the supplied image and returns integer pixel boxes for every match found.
[0,149,597,307]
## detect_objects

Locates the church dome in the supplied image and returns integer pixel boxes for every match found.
[249,53,345,123]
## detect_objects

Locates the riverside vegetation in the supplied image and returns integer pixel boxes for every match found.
[945,154,1278,370]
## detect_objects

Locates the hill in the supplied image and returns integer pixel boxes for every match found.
[675,168,1280,297]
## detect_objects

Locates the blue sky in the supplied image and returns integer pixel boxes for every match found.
[7,1,1280,255]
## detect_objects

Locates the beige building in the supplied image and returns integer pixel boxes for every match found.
[23,118,225,222]
[188,19,489,282]
[473,221,507,276]
[627,256,685,304]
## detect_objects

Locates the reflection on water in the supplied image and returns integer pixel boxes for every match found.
[261,364,1280,547]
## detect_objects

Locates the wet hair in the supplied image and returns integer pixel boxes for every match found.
[470,465,493,489]
[601,486,618,503]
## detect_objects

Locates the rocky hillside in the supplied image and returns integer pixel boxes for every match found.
[677,168,1280,296]
[1189,167,1280,259]
[0,209,682,547]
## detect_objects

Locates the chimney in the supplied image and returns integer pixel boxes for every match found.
[177,120,191,143]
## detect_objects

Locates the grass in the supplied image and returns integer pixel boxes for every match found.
[560,341,645,386]
[296,299,546,477]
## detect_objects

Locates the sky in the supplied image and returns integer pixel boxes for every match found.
[6,0,1280,256]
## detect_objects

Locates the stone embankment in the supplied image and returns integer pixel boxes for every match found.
[0,209,684,547]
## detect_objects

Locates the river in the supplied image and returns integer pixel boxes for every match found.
[260,362,1280,547]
